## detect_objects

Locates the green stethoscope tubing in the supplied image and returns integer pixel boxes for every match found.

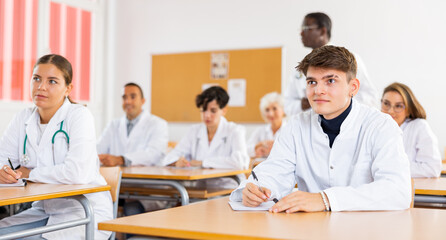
[23,120,70,156]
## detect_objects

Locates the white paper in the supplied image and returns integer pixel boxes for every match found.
[227,79,246,107]
[228,200,275,211]
[0,179,27,187]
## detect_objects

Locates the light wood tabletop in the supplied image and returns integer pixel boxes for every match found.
[0,182,110,206]
[99,196,446,240]
[122,166,250,180]
[414,177,446,195]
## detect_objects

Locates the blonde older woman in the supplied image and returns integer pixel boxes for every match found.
[247,92,286,158]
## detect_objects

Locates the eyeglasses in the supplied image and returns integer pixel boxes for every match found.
[301,25,319,32]
[381,100,406,113]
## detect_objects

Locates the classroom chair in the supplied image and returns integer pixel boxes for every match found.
[443,147,446,163]
[100,166,123,240]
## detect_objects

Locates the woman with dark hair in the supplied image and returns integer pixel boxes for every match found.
[381,82,441,177]
[161,86,249,187]
[0,54,112,239]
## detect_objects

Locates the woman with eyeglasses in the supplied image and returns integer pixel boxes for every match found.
[381,82,441,177]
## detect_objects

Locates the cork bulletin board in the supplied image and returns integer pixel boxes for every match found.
[151,47,282,122]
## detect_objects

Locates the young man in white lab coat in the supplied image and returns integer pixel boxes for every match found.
[97,83,168,166]
[284,12,378,116]
[230,45,412,212]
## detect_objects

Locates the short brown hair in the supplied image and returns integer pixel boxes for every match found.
[125,82,145,99]
[383,82,426,120]
[297,45,357,81]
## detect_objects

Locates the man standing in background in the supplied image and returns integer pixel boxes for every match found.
[284,12,378,116]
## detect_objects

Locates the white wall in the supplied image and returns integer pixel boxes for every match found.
[108,0,446,153]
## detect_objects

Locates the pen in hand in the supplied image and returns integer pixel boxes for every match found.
[8,158,20,170]
[251,171,278,203]
[7,158,22,180]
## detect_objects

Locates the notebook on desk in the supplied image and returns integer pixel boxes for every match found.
[228,200,275,211]
[0,179,27,187]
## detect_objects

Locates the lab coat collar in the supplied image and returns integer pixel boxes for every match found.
[400,119,410,131]
[209,116,229,153]
[266,119,286,137]
[197,116,229,151]
[119,110,149,142]
[24,98,72,150]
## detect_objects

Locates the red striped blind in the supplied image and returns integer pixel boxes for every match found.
[0,0,38,101]
[0,0,92,102]
[50,2,91,101]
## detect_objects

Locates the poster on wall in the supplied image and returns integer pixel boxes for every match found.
[210,53,229,79]
[227,79,246,107]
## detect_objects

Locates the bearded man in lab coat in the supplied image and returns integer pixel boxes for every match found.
[230,45,411,212]
[97,82,168,166]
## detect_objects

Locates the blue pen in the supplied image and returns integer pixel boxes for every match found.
[251,171,278,203]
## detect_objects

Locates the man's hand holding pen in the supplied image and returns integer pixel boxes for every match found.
[242,170,329,213]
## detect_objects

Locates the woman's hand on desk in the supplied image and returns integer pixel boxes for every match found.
[174,158,202,168]
[242,182,271,207]
[269,191,327,213]
[190,160,202,167]
[255,141,274,158]
[255,143,268,158]
[0,165,22,183]
[175,157,190,167]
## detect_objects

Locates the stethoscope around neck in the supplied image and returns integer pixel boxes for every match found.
[21,120,70,166]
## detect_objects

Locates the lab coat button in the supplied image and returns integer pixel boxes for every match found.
[330,166,334,169]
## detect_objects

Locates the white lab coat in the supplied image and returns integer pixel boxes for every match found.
[230,100,412,211]
[161,117,249,188]
[0,99,112,239]
[246,122,286,158]
[284,46,379,116]
[400,118,442,178]
[97,111,168,166]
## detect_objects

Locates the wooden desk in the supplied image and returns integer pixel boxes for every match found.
[99,196,446,240]
[0,182,110,240]
[414,177,446,206]
[121,166,250,205]
[441,163,446,176]
[0,182,110,206]
[414,177,446,195]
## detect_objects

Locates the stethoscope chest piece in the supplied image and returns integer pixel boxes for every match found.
[21,154,30,165]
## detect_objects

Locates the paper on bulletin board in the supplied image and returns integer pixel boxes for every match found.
[210,53,229,79]
[227,79,246,107]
